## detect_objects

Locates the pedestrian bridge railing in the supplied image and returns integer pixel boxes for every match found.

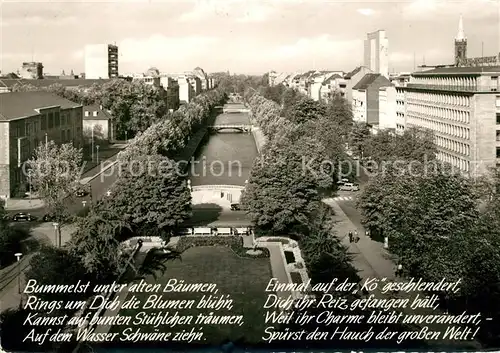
[191,184,245,192]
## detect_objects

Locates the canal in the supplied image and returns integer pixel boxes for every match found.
[189,105,257,187]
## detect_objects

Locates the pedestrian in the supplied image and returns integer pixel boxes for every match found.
[396,263,403,277]
[354,230,359,243]
[365,228,370,238]
[348,231,353,243]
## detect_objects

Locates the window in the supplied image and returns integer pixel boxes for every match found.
[41,115,47,130]
[85,111,90,117]
[26,122,32,135]
[55,111,60,125]
[62,130,66,141]
[497,113,500,125]
[93,111,98,117]
[48,113,54,129]
[496,96,500,107]
[68,129,72,140]
[61,114,66,126]
[496,147,500,158]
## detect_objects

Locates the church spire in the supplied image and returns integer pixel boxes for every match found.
[456,14,465,40]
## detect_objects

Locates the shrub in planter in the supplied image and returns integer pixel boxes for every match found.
[295,262,304,269]
[176,236,270,258]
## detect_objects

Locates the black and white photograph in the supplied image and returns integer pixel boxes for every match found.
[0,0,499,352]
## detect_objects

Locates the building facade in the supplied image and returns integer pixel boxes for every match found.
[84,44,119,79]
[344,66,373,104]
[364,30,389,78]
[83,105,113,143]
[0,91,83,198]
[19,62,44,79]
[404,66,500,176]
[352,73,393,125]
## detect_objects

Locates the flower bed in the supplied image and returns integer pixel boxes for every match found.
[284,250,296,264]
[264,237,290,245]
[290,272,302,284]
[176,236,270,258]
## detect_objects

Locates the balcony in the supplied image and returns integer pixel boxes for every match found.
[406,84,499,93]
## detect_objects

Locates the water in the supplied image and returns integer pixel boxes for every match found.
[188,110,257,186]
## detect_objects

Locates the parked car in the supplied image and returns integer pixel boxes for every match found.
[339,183,360,191]
[230,203,240,211]
[75,189,89,197]
[42,214,56,222]
[337,178,350,186]
[178,228,194,236]
[12,213,37,222]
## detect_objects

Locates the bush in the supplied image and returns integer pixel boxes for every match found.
[0,224,30,268]
[25,246,92,302]
[176,236,270,258]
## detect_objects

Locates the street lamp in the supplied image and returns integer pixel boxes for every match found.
[15,253,22,307]
[52,222,60,247]
[96,145,100,164]
[28,170,32,206]
[91,128,95,162]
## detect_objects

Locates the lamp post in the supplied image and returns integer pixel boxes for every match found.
[96,145,100,164]
[28,170,32,206]
[15,252,22,307]
[52,222,59,247]
[91,128,95,162]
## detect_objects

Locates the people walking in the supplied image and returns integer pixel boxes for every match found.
[395,263,403,277]
[354,230,360,243]
[348,231,353,243]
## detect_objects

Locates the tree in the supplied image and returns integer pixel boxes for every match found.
[25,141,82,245]
[241,151,320,235]
[325,93,353,136]
[25,246,90,301]
[68,205,130,281]
[283,97,327,125]
[108,153,192,236]
[358,163,479,282]
[349,122,371,158]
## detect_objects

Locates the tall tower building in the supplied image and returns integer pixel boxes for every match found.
[84,44,119,79]
[364,30,389,78]
[454,15,467,66]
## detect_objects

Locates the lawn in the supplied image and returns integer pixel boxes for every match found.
[111,246,273,345]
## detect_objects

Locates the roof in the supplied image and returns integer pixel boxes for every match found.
[352,73,392,90]
[0,78,112,89]
[83,105,112,120]
[0,91,82,121]
[412,66,500,75]
[345,66,366,79]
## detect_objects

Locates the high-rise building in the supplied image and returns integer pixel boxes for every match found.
[364,30,389,78]
[19,62,43,79]
[403,67,500,177]
[84,44,119,79]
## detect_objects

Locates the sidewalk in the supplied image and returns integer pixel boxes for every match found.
[0,223,76,311]
[322,198,481,349]
[323,198,395,280]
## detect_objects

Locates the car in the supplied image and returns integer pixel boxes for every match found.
[230,203,240,211]
[339,183,360,192]
[42,214,56,222]
[75,189,89,197]
[12,213,37,222]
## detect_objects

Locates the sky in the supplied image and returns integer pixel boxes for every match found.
[0,0,499,75]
